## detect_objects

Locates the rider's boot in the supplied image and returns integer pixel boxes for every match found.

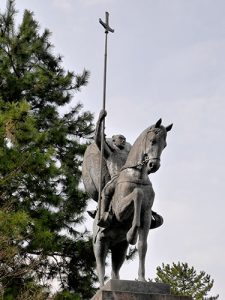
[97,211,112,228]
[97,194,112,228]
[150,211,164,229]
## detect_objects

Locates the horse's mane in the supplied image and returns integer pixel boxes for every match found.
[123,126,152,168]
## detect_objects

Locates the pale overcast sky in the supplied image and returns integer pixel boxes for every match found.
[1,0,224,298]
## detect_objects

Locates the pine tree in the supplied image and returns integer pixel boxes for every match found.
[0,100,51,299]
[0,1,97,298]
[155,262,219,300]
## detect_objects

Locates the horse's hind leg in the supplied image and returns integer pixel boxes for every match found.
[93,233,109,287]
[138,210,151,281]
[111,240,129,280]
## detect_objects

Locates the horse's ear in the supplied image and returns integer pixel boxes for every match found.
[155,118,162,128]
[166,124,173,132]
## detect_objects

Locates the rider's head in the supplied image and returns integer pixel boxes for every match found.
[112,135,126,149]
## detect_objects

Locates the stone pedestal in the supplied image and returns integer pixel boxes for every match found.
[91,279,192,300]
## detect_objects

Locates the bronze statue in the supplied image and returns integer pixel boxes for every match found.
[82,118,172,286]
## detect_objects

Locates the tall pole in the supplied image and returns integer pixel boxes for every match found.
[98,12,114,221]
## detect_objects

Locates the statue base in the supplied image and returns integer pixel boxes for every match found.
[91,279,192,300]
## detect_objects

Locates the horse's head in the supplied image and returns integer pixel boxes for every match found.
[123,119,172,173]
[143,119,173,174]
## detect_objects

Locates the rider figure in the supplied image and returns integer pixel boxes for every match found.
[95,110,131,227]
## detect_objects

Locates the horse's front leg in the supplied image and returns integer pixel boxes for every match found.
[127,187,144,245]
[115,187,143,245]
[138,209,151,282]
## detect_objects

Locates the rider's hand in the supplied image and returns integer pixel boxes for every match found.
[99,109,107,120]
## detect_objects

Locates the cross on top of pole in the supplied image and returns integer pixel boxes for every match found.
[99,12,114,34]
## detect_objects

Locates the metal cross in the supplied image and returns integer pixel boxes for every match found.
[99,12,114,34]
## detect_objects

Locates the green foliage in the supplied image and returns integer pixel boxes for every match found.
[155,262,219,300]
[0,101,51,299]
[53,290,81,300]
[3,280,48,300]
[0,1,96,298]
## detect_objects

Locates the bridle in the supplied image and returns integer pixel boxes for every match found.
[135,127,163,167]
[136,155,160,168]
[121,128,162,171]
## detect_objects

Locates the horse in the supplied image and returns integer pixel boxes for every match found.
[93,119,172,286]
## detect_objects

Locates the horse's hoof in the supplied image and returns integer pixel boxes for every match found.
[111,273,120,280]
[100,283,104,289]
[126,226,138,245]
[138,277,147,282]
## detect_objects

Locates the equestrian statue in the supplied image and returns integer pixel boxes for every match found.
[82,113,172,286]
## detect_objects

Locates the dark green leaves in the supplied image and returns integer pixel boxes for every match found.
[0,1,96,298]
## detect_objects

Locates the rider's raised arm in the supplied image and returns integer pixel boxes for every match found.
[94,110,110,158]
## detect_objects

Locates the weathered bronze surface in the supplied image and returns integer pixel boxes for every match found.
[82,116,172,286]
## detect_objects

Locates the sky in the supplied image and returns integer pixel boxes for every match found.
[1,0,224,298]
